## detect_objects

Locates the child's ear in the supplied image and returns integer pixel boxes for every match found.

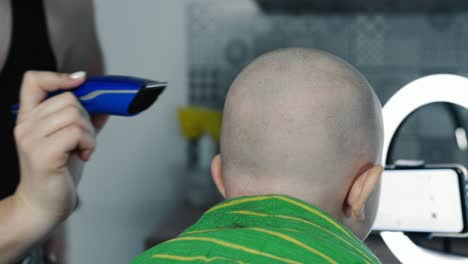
[211,154,226,198]
[343,165,383,222]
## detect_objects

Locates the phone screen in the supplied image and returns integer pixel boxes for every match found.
[372,168,465,233]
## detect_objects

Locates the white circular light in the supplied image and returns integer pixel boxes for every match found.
[381,74,468,264]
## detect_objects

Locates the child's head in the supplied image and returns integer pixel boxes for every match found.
[211,48,384,240]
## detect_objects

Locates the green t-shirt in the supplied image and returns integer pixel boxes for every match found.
[132,195,380,264]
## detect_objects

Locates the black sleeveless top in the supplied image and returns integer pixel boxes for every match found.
[0,0,57,200]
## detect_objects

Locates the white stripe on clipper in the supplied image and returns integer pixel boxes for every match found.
[79,90,138,101]
[145,83,167,89]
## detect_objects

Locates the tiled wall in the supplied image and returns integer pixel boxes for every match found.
[187,0,468,168]
[185,1,468,261]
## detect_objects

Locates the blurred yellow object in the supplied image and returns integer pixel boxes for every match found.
[177,106,222,143]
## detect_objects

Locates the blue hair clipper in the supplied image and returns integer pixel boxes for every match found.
[12,75,167,117]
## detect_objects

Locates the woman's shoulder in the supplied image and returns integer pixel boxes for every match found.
[44,0,103,73]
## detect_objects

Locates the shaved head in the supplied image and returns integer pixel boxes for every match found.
[219,48,383,221]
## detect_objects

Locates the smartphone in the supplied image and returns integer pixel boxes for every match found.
[372,164,468,236]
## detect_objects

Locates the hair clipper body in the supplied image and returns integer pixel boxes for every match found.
[11,75,167,117]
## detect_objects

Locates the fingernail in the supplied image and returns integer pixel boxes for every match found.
[69,71,87,80]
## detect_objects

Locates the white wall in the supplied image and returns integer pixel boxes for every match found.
[68,1,188,263]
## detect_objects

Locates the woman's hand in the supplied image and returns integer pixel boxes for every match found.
[13,70,97,229]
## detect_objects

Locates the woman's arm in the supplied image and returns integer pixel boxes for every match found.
[1,71,95,264]
[0,195,52,264]
[45,1,108,263]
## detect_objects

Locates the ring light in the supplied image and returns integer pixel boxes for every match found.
[381,74,468,263]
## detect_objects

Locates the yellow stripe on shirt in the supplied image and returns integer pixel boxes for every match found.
[184,227,299,235]
[230,210,373,263]
[152,254,246,264]
[184,228,231,235]
[163,236,302,264]
[275,196,356,239]
[207,195,356,241]
[206,196,275,213]
[250,228,337,264]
